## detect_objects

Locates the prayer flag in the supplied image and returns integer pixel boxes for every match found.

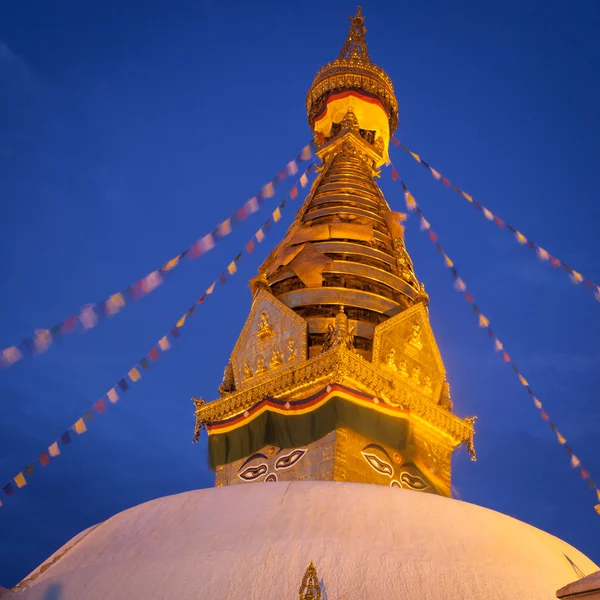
[48,442,60,457]
[34,329,52,354]
[557,432,566,445]
[61,315,79,334]
[429,231,437,242]
[461,191,473,202]
[227,261,237,275]
[420,217,430,231]
[149,348,159,361]
[3,484,15,496]
[443,255,453,268]
[595,287,600,302]
[73,418,87,434]
[454,278,466,292]
[571,455,581,468]
[247,196,260,213]
[14,473,26,488]
[391,168,399,181]
[537,247,550,261]
[218,272,227,285]
[441,177,452,187]
[80,305,98,329]
[581,468,589,479]
[272,207,282,222]
[404,191,416,211]
[128,368,142,382]
[391,137,400,147]
[570,271,584,284]
[140,357,150,371]
[118,378,129,392]
[515,231,528,245]
[206,282,216,295]
[540,410,549,421]
[24,464,34,476]
[465,292,474,303]
[518,374,528,386]
[158,337,171,352]
[409,151,421,162]
[106,293,126,315]
[261,183,275,200]
[478,314,489,328]
[494,339,503,351]
[286,160,298,176]
[299,173,309,188]
[94,398,108,414]
[162,255,181,271]
[216,219,232,238]
[246,239,255,254]
[550,257,561,268]
[2,346,22,365]
[176,315,187,328]
[482,208,494,221]
[61,431,71,444]
[430,167,442,180]
[502,351,511,363]
[39,452,50,466]
[171,327,180,339]
[142,271,163,294]
[290,185,298,200]
[299,145,313,161]
[493,217,505,228]
[256,229,265,243]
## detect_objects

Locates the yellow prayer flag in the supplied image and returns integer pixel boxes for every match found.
[107,293,126,315]
[482,208,494,221]
[597,489,600,502]
[461,191,473,202]
[255,229,265,243]
[272,207,282,223]
[515,231,527,245]
[128,367,142,382]
[218,219,232,237]
[107,388,119,404]
[443,255,453,268]
[533,397,542,409]
[48,442,60,457]
[227,262,237,276]
[14,472,27,488]
[162,255,181,271]
[158,337,171,351]
[409,151,421,163]
[3,346,22,364]
[570,271,583,284]
[571,455,581,468]
[557,432,566,445]
[478,314,489,328]
[176,315,187,328]
[404,191,416,211]
[73,418,87,434]
[494,339,503,351]
[518,374,528,386]
[34,329,52,353]
[262,182,275,199]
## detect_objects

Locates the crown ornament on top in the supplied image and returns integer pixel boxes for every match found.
[338,6,370,61]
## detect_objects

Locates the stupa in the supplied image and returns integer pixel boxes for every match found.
[8,8,598,600]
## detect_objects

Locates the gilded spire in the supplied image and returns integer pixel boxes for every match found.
[338,7,370,62]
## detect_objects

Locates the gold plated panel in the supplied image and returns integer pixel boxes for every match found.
[229,289,307,390]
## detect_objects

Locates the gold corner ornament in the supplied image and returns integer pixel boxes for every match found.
[299,561,322,600]
[192,396,206,443]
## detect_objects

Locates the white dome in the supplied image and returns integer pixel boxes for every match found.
[15,481,598,599]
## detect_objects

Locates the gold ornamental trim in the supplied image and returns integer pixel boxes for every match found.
[195,345,474,446]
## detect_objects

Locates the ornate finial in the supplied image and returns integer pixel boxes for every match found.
[218,363,236,397]
[416,282,430,306]
[340,107,360,133]
[339,7,370,62]
[299,561,322,600]
[192,396,206,443]
[323,306,355,352]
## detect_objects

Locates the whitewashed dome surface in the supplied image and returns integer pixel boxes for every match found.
[14,481,598,599]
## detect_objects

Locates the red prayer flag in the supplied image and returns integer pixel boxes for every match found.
[391,168,399,181]
[61,315,79,334]
[465,292,474,303]
[290,185,298,200]
[94,398,108,414]
[441,177,452,187]
[540,410,549,421]
[149,347,159,361]
[246,239,255,254]
[581,468,590,480]
[39,452,50,467]
[550,257,561,268]
[429,231,438,243]
[278,169,287,180]
[502,351,510,363]
[391,137,400,147]
[494,217,505,228]
[197,293,207,305]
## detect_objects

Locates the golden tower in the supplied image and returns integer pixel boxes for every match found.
[194,7,475,496]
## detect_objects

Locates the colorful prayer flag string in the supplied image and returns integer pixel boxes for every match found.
[387,164,600,515]
[0,161,316,507]
[390,137,600,303]
[0,142,317,371]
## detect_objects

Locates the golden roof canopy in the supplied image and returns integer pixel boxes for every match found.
[306,7,399,135]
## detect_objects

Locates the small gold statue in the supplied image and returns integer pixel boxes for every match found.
[385,347,397,371]
[270,348,284,369]
[411,366,421,385]
[255,354,268,374]
[408,322,423,350]
[399,359,409,377]
[287,338,297,362]
[423,375,433,394]
[243,361,253,381]
[257,311,274,340]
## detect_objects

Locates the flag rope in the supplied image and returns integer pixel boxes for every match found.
[390,137,600,302]
[0,162,316,508]
[388,163,600,516]
[0,142,316,371]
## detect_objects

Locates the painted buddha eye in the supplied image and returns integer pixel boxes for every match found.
[400,471,428,491]
[275,448,307,470]
[361,451,393,477]
[238,463,268,481]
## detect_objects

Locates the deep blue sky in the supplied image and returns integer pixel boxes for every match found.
[1,0,599,586]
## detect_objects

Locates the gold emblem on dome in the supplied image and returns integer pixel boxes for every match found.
[299,561,322,600]
[256,311,274,340]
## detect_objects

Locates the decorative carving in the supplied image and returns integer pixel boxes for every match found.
[439,381,453,411]
[256,311,274,340]
[192,396,206,443]
[299,561,322,600]
[218,363,236,397]
[398,359,409,377]
[411,366,421,385]
[340,107,360,133]
[408,323,423,351]
[255,355,268,374]
[269,348,284,369]
[423,375,433,395]
[323,306,355,351]
[243,362,253,381]
[384,347,397,371]
[287,338,297,362]
[463,416,477,461]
